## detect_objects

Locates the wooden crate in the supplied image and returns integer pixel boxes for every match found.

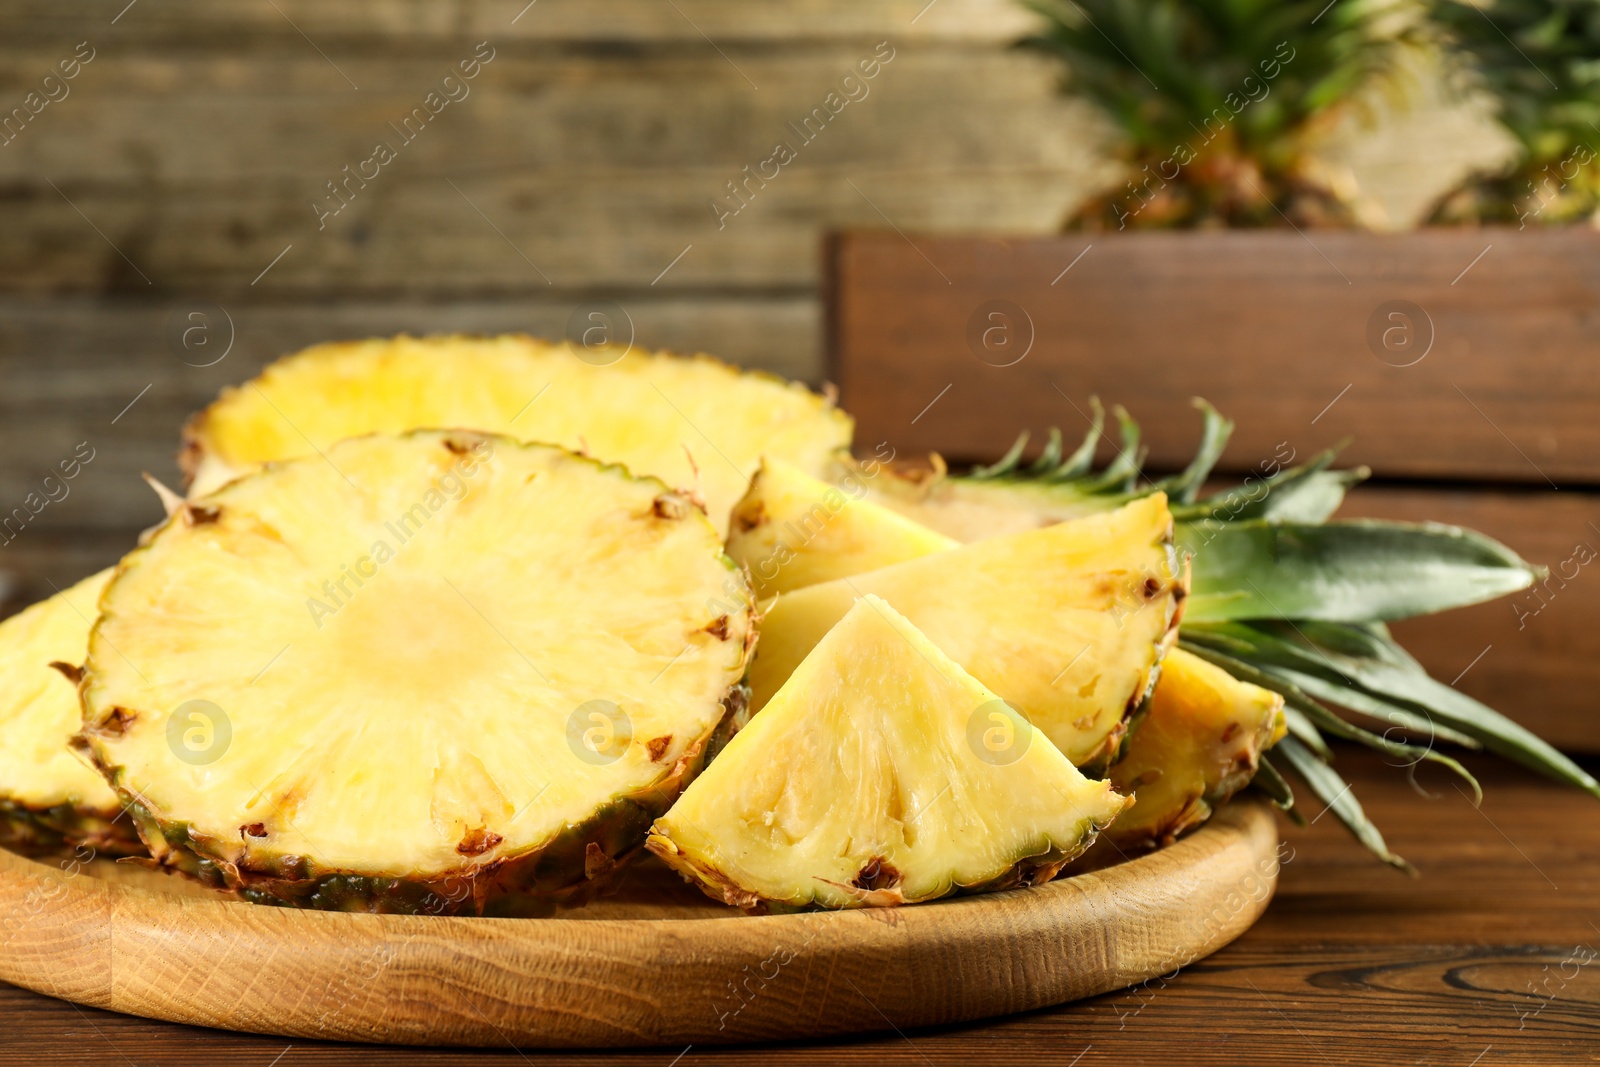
[826,229,1600,752]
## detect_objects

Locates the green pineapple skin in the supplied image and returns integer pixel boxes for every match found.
[649,820,1123,915]
[0,797,144,860]
[100,686,748,916]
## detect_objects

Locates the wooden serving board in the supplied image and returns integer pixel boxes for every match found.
[0,800,1277,1048]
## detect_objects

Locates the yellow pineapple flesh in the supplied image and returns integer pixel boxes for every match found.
[648,595,1129,911]
[80,431,754,913]
[748,494,1185,770]
[726,457,957,597]
[182,334,853,537]
[0,569,142,857]
[1103,647,1286,851]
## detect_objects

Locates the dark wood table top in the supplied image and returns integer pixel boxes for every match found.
[1,746,1595,1066]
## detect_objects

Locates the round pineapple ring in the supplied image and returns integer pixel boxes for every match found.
[80,431,754,914]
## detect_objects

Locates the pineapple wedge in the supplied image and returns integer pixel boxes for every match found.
[726,457,957,597]
[648,596,1129,911]
[749,494,1185,770]
[0,569,142,858]
[181,334,852,536]
[80,431,754,914]
[1104,648,1286,850]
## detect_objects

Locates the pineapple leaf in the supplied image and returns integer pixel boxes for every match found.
[1079,404,1144,493]
[1252,755,1300,819]
[1172,444,1368,525]
[1178,518,1542,622]
[1055,397,1106,480]
[1181,641,1483,802]
[1280,704,1334,760]
[968,430,1031,481]
[1151,398,1234,505]
[1190,620,1600,801]
[1182,625,1483,749]
[1275,736,1415,874]
[1027,427,1065,475]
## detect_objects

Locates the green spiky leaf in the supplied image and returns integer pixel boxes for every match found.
[1151,399,1234,504]
[1181,625,1483,748]
[1276,736,1415,874]
[1179,519,1542,622]
[1253,756,1301,819]
[1181,641,1482,801]
[1188,620,1600,800]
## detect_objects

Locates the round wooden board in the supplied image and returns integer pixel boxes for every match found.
[0,800,1278,1048]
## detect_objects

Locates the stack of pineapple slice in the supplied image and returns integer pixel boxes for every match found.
[0,570,142,858]
[0,333,1590,914]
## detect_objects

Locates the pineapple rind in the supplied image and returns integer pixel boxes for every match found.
[0,798,142,859]
[112,715,732,914]
[83,431,756,914]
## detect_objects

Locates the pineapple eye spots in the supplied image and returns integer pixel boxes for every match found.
[851,857,903,893]
[456,826,503,856]
[651,494,691,521]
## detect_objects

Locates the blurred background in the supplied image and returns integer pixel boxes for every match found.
[9,0,1600,765]
[0,0,1529,601]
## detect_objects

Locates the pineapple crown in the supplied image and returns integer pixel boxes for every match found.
[954,398,1595,869]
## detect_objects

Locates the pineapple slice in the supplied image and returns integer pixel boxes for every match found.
[1104,648,1286,850]
[0,569,143,858]
[648,596,1129,911]
[79,431,754,914]
[726,457,957,597]
[749,494,1184,770]
[181,334,853,536]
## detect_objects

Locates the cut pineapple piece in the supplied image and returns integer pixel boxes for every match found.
[648,596,1128,911]
[0,569,142,858]
[842,458,1111,543]
[727,457,957,596]
[182,334,853,537]
[749,494,1184,770]
[1104,648,1285,850]
[80,431,754,914]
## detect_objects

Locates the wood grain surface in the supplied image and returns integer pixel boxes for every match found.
[1,751,1594,1064]
[0,802,1277,1048]
[829,229,1600,485]
[1341,485,1600,754]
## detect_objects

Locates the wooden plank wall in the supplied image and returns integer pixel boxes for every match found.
[1,0,1500,603]
[0,0,1107,601]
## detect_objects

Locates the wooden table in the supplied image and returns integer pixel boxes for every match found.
[1,747,1594,1065]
